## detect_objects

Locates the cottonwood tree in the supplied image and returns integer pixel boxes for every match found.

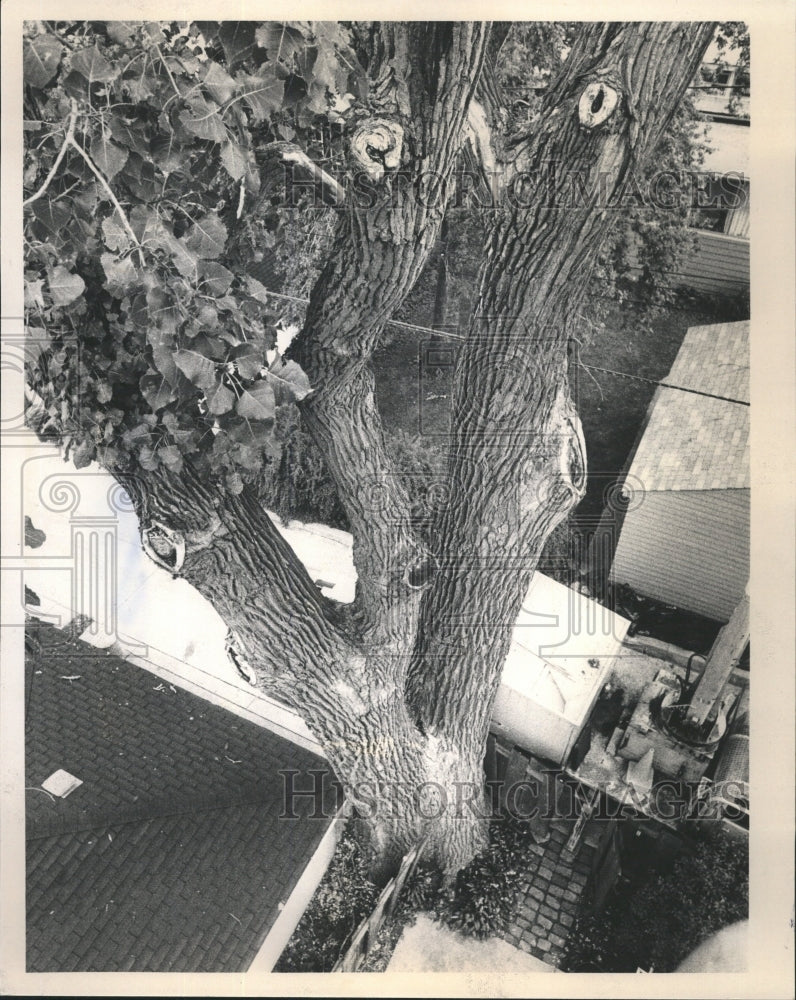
[23,19,715,877]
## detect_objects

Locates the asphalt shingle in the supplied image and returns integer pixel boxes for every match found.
[627,321,749,493]
[26,621,337,972]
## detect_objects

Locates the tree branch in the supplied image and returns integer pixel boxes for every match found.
[22,99,78,207]
[66,133,145,266]
[288,22,490,637]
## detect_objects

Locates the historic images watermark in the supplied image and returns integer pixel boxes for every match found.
[283,162,748,214]
[279,768,748,826]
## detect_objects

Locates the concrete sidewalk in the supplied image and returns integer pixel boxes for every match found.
[388,914,556,974]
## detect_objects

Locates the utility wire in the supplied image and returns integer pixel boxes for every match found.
[258,286,749,407]
[576,363,749,406]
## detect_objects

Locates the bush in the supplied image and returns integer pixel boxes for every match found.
[563,830,748,972]
[434,819,534,939]
[259,409,445,534]
[402,864,443,912]
[275,826,378,972]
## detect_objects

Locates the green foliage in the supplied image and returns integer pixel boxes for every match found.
[401,864,443,912]
[563,831,749,972]
[589,96,711,311]
[275,825,378,972]
[23,20,364,489]
[713,22,750,117]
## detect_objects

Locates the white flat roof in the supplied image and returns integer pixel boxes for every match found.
[503,572,630,722]
[23,450,629,727]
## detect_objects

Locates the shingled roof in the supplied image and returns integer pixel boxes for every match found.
[626,321,749,493]
[25,621,336,973]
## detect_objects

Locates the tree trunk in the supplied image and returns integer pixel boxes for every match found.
[119,22,716,882]
[117,459,486,878]
[407,21,716,761]
[432,216,451,338]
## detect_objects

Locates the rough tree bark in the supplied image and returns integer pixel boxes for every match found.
[406,19,717,819]
[126,21,716,880]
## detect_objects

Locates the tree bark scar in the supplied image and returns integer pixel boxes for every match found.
[578,80,621,130]
[141,521,185,576]
[183,512,230,554]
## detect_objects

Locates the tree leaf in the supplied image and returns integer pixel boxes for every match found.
[151,133,188,174]
[24,278,45,308]
[162,231,200,280]
[238,68,284,122]
[218,22,256,68]
[108,116,151,158]
[227,419,275,448]
[142,22,167,47]
[73,440,95,469]
[185,213,227,260]
[231,343,265,380]
[203,60,236,103]
[140,371,176,411]
[90,134,129,180]
[101,215,131,251]
[179,97,228,142]
[100,252,138,296]
[129,204,163,244]
[105,22,137,45]
[138,444,160,470]
[198,260,233,295]
[69,44,118,83]
[225,470,245,494]
[122,423,152,446]
[173,349,218,389]
[244,275,273,303]
[220,140,247,181]
[254,22,306,65]
[30,199,71,238]
[145,286,180,338]
[23,35,64,88]
[236,380,276,421]
[160,444,183,468]
[263,357,312,401]
[96,381,114,404]
[48,265,85,306]
[205,379,235,415]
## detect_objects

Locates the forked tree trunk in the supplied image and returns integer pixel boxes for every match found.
[127,21,716,880]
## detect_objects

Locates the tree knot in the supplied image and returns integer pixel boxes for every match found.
[577,81,621,130]
[141,520,185,577]
[350,119,404,180]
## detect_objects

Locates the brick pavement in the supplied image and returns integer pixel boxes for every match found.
[499,818,598,968]
[25,621,337,972]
